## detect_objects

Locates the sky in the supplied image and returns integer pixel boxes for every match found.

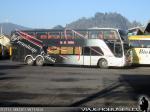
[0,0,150,28]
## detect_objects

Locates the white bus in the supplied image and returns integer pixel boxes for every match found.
[11,28,131,68]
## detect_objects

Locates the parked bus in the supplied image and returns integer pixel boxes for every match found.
[0,45,10,59]
[0,34,11,59]
[129,35,150,64]
[0,44,2,57]
[128,21,150,65]
[11,28,131,68]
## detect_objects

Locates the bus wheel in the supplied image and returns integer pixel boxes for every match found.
[25,56,34,65]
[98,59,108,69]
[36,56,44,66]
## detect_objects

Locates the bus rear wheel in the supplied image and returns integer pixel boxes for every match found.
[98,59,108,69]
[35,56,44,66]
[25,56,34,66]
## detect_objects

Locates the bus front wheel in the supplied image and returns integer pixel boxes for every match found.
[25,56,34,66]
[98,59,108,69]
[35,56,44,66]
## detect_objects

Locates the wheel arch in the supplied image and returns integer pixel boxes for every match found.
[97,58,107,66]
[24,55,35,65]
[97,58,109,68]
[35,55,45,66]
[35,55,45,61]
[24,55,34,62]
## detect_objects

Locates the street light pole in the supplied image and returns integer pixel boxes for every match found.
[0,25,2,34]
[0,24,4,57]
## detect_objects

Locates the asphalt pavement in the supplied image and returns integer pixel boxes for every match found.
[0,60,150,110]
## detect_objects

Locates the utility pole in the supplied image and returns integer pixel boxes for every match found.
[0,25,2,34]
[0,24,4,57]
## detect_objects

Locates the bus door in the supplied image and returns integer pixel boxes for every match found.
[82,46,104,66]
[106,41,124,66]
[114,42,123,58]
[90,46,104,65]
[106,41,123,58]
[82,47,91,65]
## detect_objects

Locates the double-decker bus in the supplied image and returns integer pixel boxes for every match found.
[11,28,131,68]
[129,35,150,64]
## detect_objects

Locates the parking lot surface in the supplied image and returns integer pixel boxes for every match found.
[0,60,150,108]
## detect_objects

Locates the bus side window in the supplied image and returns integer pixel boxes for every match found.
[82,47,104,56]
[104,30,118,40]
[91,47,104,56]
[146,40,150,48]
[28,32,35,37]
[115,43,123,57]
[48,32,60,39]
[60,47,73,54]
[104,31,109,39]
[74,47,80,55]
[98,32,103,39]
[65,31,74,39]
[36,32,48,39]
[89,31,98,39]
[83,47,90,55]
[109,31,119,40]
[48,46,60,54]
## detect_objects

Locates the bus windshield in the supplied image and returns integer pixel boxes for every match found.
[130,40,150,48]
[118,30,128,42]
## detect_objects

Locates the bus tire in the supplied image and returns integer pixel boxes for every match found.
[35,56,44,66]
[25,56,34,66]
[98,58,108,69]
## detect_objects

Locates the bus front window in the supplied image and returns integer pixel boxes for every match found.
[105,42,123,57]
[114,43,123,57]
[119,30,128,42]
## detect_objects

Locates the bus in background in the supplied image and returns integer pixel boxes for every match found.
[128,21,150,65]
[11,28,131,68]
[0,34,11,59]
[0,44,2,58]
[128,27,144,36]
[0,45,11,59]
[128,35,150,65]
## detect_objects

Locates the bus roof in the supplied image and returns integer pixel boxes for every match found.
[14,27,121,33]
[144,21,150,33]
[128,20,150,35]
[87,27,119,30]
[128,27,145,35]
[128,35,150,40]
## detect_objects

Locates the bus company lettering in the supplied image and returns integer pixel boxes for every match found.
[60,40,75,45]
[44,55,56,63]
[11,35,21,41]
[139,49,150,54]
[17,41,37,53]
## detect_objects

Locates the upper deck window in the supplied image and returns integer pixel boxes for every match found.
[48,32,60,39]
[36,32,48,39]
[88,30,119,40]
